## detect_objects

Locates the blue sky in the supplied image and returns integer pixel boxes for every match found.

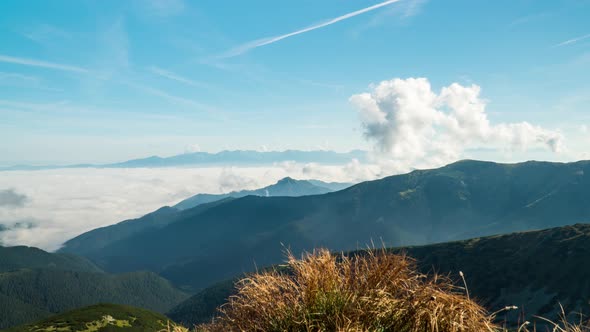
[0,0,589,165]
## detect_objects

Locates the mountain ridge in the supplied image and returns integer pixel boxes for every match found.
[0,149,368,171]
[173,177,350,210]
[60,177,350,256]
[0,245,188,329]
[61,159,590,292]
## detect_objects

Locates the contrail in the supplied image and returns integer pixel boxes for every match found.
[554,33,590,47]
[0,54,88,73]
[221,0,404,58]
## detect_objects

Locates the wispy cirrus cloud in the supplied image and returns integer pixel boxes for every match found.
[219,0,404,58]
[554,33,590,47]
[148,66,209,88]
[126,81,224,118]
[0,54,88,73]
[0,71,64,92]
[141,0,186,17]
[0,72,39,86]
[21,23,71,45]
[506,12,550,29]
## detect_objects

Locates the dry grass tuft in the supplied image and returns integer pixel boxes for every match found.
[164,249,590,331]
[195,248,498,332]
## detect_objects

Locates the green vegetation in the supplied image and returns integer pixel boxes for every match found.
[11,246,587,332]
[169,224,590,327]
[60,160,590,292]
[60,177,345,258]
[169,249,590,332]
[2,303,171,332]
[0,269,188,329]
[0,245,101,273]
[0,245,188,330]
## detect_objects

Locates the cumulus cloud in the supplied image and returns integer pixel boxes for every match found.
[0,189,29,207]
[350,77,563,172]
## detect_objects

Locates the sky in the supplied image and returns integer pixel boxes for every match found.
[0,0,589,165]
[0,0,589,250]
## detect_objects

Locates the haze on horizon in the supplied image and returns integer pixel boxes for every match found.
[0,0,588,165]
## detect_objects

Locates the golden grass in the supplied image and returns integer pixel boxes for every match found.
[165,249,590,332]
[196,248,499,332]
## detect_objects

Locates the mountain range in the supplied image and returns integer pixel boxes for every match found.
[4,159,590,329]
[60,177,350,260]
[59,160,590,292]
[0,149,367,171]
[174,177,351,210]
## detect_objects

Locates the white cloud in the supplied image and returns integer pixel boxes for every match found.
[0,165,367,251]
[554,33,590,47]
[184,144,201,153]
[148,66,209,88]
[350,77,564,173]
[0,72,39,86]
[0,54,88,73]
[220,0,403,58]
[126,82,221,117]
[0,71,63,91]
[21,24,71,45]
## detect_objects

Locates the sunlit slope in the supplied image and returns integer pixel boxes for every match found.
[67,160,590,291]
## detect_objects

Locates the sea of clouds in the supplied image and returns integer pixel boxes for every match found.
[0,163,381,251]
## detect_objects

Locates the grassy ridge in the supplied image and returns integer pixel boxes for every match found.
[0,245,101,273]
[0,269,188,329]
[2,303,171,332]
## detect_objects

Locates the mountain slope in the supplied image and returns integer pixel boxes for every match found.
[0,245,101,273]
[59,206,181,257]
[173,177,347,210]
[168,223,590,326]
[0,245,188,329]
[64,160,590,291]
[0,269,188,329]
[2,303,171,332]
[60,177,346,256]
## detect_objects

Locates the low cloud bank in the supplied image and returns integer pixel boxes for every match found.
[0,189,29,207]
[0,164,369,251]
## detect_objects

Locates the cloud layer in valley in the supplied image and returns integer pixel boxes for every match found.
[0,189,29,207]
[350,77,564,172]
[0,164,372,251]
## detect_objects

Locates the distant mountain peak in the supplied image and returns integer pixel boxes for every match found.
[276,177,299,185]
